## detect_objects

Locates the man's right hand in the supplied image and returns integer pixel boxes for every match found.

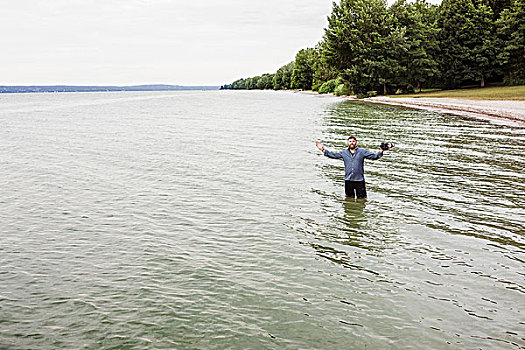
[316,141,325,152]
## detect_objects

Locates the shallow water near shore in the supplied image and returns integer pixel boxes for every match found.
[1,90,524,349]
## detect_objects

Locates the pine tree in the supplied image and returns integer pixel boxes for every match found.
[497,0,525,84]
[438,0,498,88]
[390,0,440,92]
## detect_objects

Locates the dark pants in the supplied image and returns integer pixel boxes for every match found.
[345,180,367,199]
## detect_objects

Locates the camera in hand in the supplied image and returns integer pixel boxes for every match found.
[380,142,395,150]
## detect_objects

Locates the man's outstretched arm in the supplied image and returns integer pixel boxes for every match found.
[316,141,343,159]
[364,147,389,160]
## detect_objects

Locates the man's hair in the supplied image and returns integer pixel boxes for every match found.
[348,136,357,141]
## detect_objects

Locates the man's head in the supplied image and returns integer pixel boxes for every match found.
[347,136,357,150]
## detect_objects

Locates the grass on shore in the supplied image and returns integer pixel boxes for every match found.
[391,85,525,100]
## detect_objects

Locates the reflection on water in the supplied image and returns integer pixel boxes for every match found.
[339,199,369,248]
[343,198,367,220]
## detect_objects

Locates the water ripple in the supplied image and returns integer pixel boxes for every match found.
[0,91,523,349]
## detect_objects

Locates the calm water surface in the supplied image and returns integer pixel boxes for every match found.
[0,91,524,349]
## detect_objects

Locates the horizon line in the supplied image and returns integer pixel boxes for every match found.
[0,83,221,87]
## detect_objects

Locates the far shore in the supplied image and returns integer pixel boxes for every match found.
[296,90,525,126]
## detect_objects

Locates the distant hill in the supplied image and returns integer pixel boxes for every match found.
[0,84,220,93]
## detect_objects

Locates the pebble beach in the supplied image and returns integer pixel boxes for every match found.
[364,96,525,126]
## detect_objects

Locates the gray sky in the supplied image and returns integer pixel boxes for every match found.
[1,0,440,86]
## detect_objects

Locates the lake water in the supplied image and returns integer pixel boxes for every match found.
[1,90,524,349]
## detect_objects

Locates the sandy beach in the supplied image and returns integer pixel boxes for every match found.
[363,96,525,126]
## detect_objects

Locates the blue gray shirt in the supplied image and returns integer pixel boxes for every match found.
[324,147,383,181]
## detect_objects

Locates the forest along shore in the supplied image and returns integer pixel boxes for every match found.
[360,97,525,126]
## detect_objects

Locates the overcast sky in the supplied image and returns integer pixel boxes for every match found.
[1,0,440,86]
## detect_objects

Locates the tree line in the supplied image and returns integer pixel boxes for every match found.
[221,0,524,97]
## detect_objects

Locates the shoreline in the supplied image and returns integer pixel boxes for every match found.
[363,96,525,126]
[295,90,525,126]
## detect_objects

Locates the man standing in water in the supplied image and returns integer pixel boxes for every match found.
[316,136,389,199]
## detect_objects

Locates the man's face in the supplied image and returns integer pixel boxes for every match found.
[348,138,357,150]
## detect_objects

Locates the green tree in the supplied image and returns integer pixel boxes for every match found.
[257,75,268,89]
[264,74,275,89]
[322,0,393,95]
[318,79,339,94]
[389,0,440,92]
[471,0,498,87]
[312,43,338,91]
[437,0,471,88]
[231,78,246,89]
[438,0,498,88]
[291,48,316,90]
[376,26,408,94]
[497,0,525,84]
[273,62,294,90]
[245,77,254,90]
[489,0,512,18]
